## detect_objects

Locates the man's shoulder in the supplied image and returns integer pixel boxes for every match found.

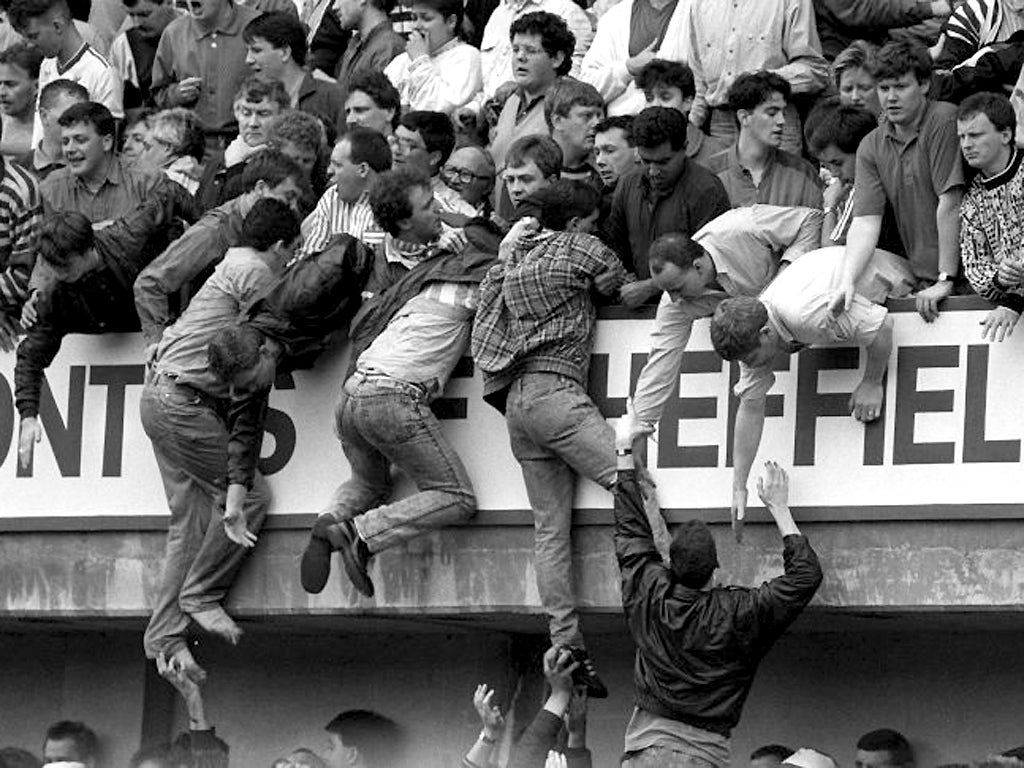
[771,148,820,181]
[40,166,74,192]
[924,99,959,126]
[160,14,194,42]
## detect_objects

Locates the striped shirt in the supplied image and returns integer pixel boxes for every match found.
[33,42,123,146]
[0,157,43,312]
[298,188,384,258]
[943,0,1024,68]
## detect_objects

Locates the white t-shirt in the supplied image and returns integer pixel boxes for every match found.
[33,42,124,145]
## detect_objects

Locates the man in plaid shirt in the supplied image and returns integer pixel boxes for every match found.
[472,179,626,699]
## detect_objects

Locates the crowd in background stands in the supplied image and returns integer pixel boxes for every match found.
[3,0,1024,763]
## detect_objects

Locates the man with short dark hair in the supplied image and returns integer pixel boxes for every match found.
[333,0,405,104]
[717,71,823,209]
[604,106,730,307]
[109,0,177,109]
[613,418,821,767]
[135,148,306,347]
[244,11,344,133]
[958,91,1024,343]
[141,197,300,681]
[324,710,402,768]
[344,68,400,138]
[855,729,915,768]
[545,78,604,187]
[392,110,471,216]
[23,77,87,179]
[593,115,636,193]
[833,40,964,324]
[43,720,99,768]
[500,133,561,219]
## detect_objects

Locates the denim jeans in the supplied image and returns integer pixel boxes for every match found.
[321,372,475,553]
[140,376,270,660]
[505,372,616,648]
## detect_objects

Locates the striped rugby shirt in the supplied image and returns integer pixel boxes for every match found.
[0,157,43,312]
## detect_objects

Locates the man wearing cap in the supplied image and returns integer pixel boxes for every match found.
[612,414,822,768]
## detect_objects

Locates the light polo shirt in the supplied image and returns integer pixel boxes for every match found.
[852,100,965,282]
[717,145,823,209]
[33,42,123,145]
[734,245,892,402]
[632,205,822,428]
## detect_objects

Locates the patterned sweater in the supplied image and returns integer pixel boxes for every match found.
[960,147,1024,313]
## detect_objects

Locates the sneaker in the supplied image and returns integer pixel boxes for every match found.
[300,516,335,594]
[333,519,375,598]
[564,645,608,698]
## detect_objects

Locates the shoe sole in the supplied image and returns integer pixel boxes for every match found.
[300,529,333,594]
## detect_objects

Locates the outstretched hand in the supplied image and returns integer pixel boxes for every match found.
[473,684,505,739]
[223,484,257,547]
[756,461,789,509]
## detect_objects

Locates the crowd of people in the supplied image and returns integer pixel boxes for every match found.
[3,0,1024,762]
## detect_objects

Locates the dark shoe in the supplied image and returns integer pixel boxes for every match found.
[300,516,335,594]
[565,645,608,698]
[333,519,375,598]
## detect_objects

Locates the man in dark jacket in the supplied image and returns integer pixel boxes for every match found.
[613,413,822,767]
[15,182,197,468]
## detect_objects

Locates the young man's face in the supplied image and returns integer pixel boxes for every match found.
[245,36,291,80]
[958,111,1011,174]
[638,140,684,191]
[816,143,856,184]
[333,0,362,30]
[277,139,318,180]
[838,66,879,114]
[126,0,177,39]
[651,260,705,302]
[185,0,229,27]
[258,176,304,213]
[0,62,36,118]
[121,119,150,165]
[329,138,369,202]
[594,126,636,187]
[392,125,433,176]
[740,90,787,149]
[510,32,561,92]
[235,96,280,148]
[61,120,113,178]
[877,71,928,126]
[644,84,691,115]
[21,15,63,58]
[399,184,442,243]
[504,158,552,206]
[552,103,603,156]
[345,90,394,136]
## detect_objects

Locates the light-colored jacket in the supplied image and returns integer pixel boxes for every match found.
[385,39,484,114]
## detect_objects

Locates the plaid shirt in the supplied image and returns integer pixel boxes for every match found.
[472,230,625,393]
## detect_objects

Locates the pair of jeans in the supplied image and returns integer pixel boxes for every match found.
[321,372,475,553]
[140,376,270,660]
[505,372,616,648]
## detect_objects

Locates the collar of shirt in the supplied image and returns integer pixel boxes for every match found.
[881,102,933,148]
[56,41,91,75]
[514,87,547,120]
[75,156,124,192]
[978,145,1022,189]
[730,143,780,178]
[384,233,434,267]
[190,4,245,39]
[298,72,320,101]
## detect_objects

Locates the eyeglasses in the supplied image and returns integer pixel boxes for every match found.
[443,165,493,184]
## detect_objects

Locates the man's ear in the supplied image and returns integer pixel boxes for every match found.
[566,215,581,232]
[680,97,694,115]
[344,745,361,766]
[428,149,442,173]
[102,134,114,153]
[736,108,751,126]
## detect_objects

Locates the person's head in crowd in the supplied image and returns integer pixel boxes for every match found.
[328,126,391,204]
[834,40,879,114]
[121,108,155,165]
[284,748,327,768]
[370,169,442,244]
[783,749,838,768]
[240,147,307,213]
[393,110,455,177]
[345,69,400,136]
[9,0,76,58]
[239,196,301,264]
[508,11,574,97]
[633,106,688,193]
[37,78,87,150]
[856,730,915,768]
[139,107,206,171]
[728,70,791,152]
[870,41,932,129]
[129,742,172,768]
[751,745,795,768]
[668,517,719,589]
[0,747,42,768]
[710,295,781,369]
[122,0,177,40]
[545,79,604,165]
[647,232,715,301]
[332,0,396,33]
[442,145,495,208]
[503,133,561,209]
[58,101,116,181]
[323,710,402,768]
[183,0,232,30]
[42,721,97,768]
[408,0,462,56]
[0,43,43,122]
[807,103,878,185]
[244,11,307,82]
[593,115,636,188]
[208,322,283,395]
[234,75,290,149]
[636,58,696,116]
[957,91,1015,178]
[36,212,101,284]
[519,178,600,233]
[267,109,324,181]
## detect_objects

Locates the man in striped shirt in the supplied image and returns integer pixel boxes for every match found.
[298,126,390,259]
[0,150,42,351]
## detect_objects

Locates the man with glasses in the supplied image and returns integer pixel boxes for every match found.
[390,109,474,218]
[441,145,496,221]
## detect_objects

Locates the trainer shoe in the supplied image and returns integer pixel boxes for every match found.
[334,519,375,598]
[300,515,335,594]
[564,645,609,698]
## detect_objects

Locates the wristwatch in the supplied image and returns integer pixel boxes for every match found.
[937,271,954,283]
